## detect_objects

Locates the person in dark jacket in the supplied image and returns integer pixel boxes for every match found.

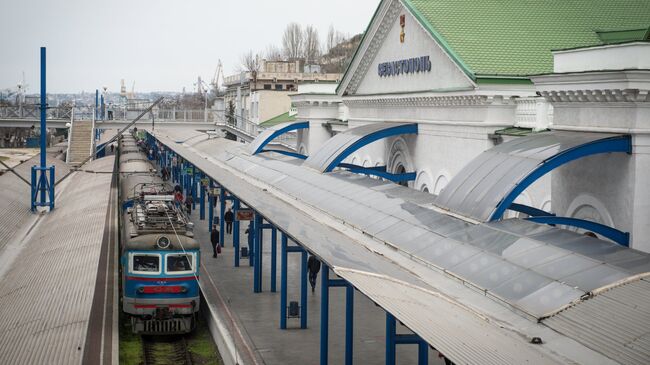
[185,196,193,215]
[224,208,234,234]
[307,255,321,292]
[210,225,220,258]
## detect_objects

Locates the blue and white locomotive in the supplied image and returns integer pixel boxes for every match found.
[119,132,200,334]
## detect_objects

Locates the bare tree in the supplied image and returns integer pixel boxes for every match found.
[325,25,347,54]
[265,45,283,61]
[282,23,304,60]
[303,25,321,64]
[240,50,262,73]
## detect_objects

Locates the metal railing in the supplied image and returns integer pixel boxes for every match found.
[0,105,216,123]
[214,113,298,149]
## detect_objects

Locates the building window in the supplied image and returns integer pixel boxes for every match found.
[264,84,272,90]
[275,84,283,90]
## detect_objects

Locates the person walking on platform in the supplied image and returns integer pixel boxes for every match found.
[185,196,193,215]
[211,225,220,258]
[307,255,321,292]
[224,208,234,234]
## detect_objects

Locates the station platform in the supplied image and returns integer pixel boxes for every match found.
[0,155,118,365]
[189,208,444,365]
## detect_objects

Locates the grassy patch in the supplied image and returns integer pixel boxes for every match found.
[186,317,224,365]
[119,313,143,365]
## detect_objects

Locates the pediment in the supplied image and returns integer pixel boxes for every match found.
[339,0,475,96]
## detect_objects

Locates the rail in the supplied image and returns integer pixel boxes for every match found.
[214,113,298,150]
[0,105,216,123]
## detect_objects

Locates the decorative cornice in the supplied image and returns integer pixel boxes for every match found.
[343,94,517,107]
[540,89,650,103]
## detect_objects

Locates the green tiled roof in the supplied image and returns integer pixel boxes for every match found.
[403,0,650,78]
[260,111,296,127]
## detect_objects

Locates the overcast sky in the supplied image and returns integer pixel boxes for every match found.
[0,0,380,93]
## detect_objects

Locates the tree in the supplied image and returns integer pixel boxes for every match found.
[265,45,283,61]
[326,25,346,54]
[226,100,235,126]
[303,25,321,64]
[240,50,261,73]
[282,23,304,60]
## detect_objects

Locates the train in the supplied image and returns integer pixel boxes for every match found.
[118,131,200,334]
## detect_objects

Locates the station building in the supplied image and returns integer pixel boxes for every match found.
[291,0,650,252]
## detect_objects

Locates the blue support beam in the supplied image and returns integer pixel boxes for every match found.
[280,233,288,329]
[271,227,277,292]
[233,197,241,267]
[508,203,555,217]
[248,221,254,267]
[343,167,416,183]
[300,249,307,329]
[324,123,418,173]
[386,312,429,365]
[490,135,632,221]
[320,264,354,365]
[208,180,214,230]
[191,168,197,210]
[261,149,308,159]
[253,212,263,293]
[251,121,310,155]
[219,187,226,247]
[199,174,206,220]
[320,265,330,365]
[526,216,630,247]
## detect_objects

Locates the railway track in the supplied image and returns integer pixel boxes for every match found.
[141,335,193,365]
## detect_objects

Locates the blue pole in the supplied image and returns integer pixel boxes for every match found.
[208,180,214,229]
[248,221,254,267]
[233,198,240,267]
[39,47,47,206]
[100,94,105,120]
[199,175,206,220]
[271,227,277,292]
[95,89,99,120]
[253,213,263,292]
[320,264,330,365]
[345,285,354,365]
[300,249,308,329]
[418,340,429,365]
[191,169,197,210]
[219,188,226,247]
[386,313,396,365]
[280,232,288,329]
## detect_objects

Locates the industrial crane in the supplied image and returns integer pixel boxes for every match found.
[210,60,225,96]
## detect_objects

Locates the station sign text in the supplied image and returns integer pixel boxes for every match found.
[378,56,432,77]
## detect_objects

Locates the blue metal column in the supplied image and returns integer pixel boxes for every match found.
[191,168,197,210]
[208,180,214,230]
[345,285,354,365]
[418,341,429,365]
[95,89,99,119]
[39,48,48,207]
[233,198,241,267]
[248,221,254,267]
[253,212,263,293]
[320,265,330,365]
[300,249,308,329]
[271,227,277,292]
[280,233,288,329]
[219,187,226,247]
[386,313,396,365]
[199,174,206,220]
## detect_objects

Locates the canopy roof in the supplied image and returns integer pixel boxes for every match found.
[151,129,650,364]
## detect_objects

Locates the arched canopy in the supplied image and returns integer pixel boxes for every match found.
[249,121,309,155]
[435,131,631,222]
[304,122,418,173]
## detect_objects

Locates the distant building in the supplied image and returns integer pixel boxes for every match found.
[224,60,340,126]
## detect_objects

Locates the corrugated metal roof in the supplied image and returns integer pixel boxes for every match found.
[544,277,650,365]
[153,129,648,365]
[0,157,114,365]
[0,154,71,251]
[338,268,563,365]
[434,131,625,221]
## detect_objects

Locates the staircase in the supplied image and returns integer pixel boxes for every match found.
[67,120,93,166]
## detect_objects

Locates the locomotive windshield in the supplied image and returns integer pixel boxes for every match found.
[166,254,194,274]
[131,254,160,274]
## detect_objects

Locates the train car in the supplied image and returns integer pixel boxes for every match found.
[118,133,200,334]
